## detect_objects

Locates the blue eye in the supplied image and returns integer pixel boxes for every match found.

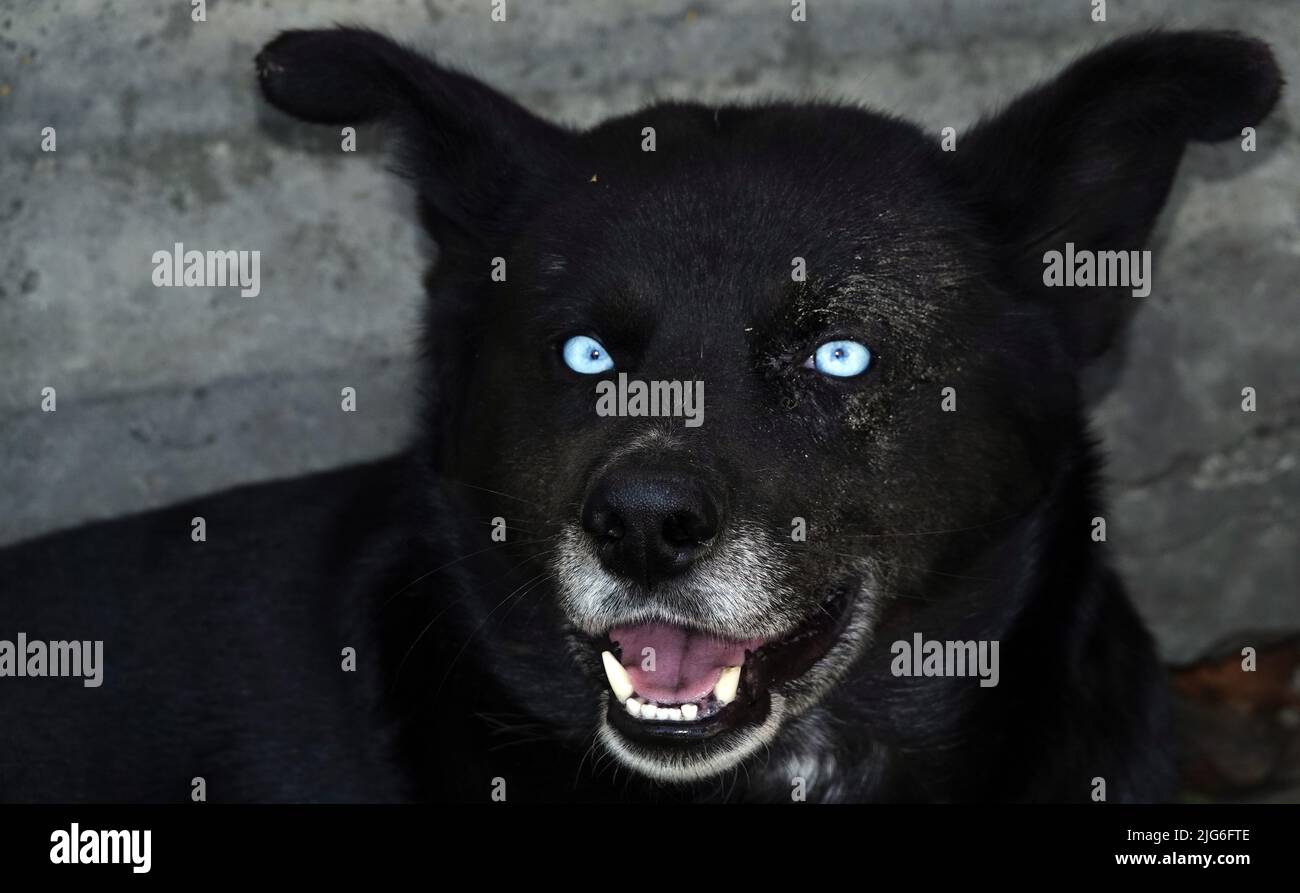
[808,340,872,378]
[561,335,615,375]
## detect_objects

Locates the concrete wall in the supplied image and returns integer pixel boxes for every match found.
[1,0,1297,663]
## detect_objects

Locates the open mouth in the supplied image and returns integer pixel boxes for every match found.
[598,582,855,745]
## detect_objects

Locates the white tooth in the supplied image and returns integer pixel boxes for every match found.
[667,708,682,721]
[626,697,641,717]
[602,651,635,702]
[640,702,658,719]
[655,707,670,720]
[714,666,741,706]
[681,703,699,721]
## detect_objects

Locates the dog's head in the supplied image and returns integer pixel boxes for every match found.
[258,28,1279,783]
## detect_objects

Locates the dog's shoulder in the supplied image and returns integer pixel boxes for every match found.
[0,457,414,802]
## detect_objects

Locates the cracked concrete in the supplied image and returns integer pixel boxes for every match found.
[0,0,1297,662]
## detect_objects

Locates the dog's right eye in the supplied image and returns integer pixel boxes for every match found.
[561,335,616,375]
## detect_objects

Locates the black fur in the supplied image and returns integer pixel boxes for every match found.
[0,28,1281,802]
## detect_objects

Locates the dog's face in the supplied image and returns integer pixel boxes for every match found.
[448,111,1068,778]
[258,28,1279,782]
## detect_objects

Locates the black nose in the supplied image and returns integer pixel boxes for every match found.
[581,468,721,586]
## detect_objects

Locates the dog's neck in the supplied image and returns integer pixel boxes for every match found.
[738,440,1112,802]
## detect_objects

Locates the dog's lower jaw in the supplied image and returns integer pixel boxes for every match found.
[595,694,867,800]
[595,690,789,784]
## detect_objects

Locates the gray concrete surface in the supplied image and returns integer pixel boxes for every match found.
[0,0,1296,662]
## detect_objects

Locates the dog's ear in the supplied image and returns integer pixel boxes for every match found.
[256,27,571,248]
[955,30,1282,360]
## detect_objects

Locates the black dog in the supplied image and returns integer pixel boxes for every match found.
[0,28,1281,802]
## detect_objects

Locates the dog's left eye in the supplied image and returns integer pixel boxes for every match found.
[561,335,616,374]
[805,340,872,378]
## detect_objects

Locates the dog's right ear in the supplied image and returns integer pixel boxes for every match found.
[256,27,572,248]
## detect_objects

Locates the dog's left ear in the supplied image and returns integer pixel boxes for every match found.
[256,27,572,249]
[956,30,1282,360]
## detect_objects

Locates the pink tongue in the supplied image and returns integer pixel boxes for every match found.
[610,623,766,704]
